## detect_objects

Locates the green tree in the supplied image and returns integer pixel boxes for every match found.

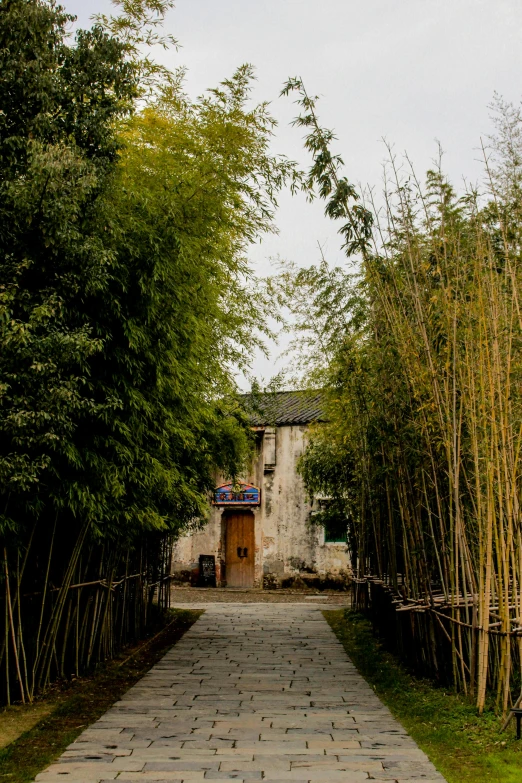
[73,65,293,538]
[0,0,137,536]
[281,82,522,712]
[0,0,295,703]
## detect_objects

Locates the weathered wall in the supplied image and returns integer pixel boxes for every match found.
[171,424,352,587]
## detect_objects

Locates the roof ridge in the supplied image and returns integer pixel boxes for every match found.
[239,388,322,396]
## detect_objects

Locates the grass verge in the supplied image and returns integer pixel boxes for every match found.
[0,608,202,783]
[324,609,522,783]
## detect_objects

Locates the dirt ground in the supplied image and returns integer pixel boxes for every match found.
[0,703,54,751]
[170,586,352,605]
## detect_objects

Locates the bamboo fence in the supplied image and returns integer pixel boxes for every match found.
[1,525,176,706]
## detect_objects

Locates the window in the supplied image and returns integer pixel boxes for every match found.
[324,516,348,543]
[312,497,348,543]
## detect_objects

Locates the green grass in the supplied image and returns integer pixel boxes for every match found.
[0,609,202,783]
[324,609,522,783]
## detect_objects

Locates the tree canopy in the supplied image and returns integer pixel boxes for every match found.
[0,0,291,543]
[0,0,293,703]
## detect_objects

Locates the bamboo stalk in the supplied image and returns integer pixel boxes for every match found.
[4,550,25,703]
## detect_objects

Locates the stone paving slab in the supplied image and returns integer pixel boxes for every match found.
[34,605,447,783]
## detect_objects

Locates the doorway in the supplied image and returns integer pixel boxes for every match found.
[225,511,255,588]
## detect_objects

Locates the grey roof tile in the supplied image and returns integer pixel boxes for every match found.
[242,390,325,426]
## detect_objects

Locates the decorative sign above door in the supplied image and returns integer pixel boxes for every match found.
[213,482,261,506]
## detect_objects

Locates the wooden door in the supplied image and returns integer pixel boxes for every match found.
[225,512,255,588]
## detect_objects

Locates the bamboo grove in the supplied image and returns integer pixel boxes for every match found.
[0,0,293,704]
[282,82,522,713]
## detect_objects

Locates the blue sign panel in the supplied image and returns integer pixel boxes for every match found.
[213,482,261,506]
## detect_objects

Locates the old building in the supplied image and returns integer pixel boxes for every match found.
[171,390,352,588]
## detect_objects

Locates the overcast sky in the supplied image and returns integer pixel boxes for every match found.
[66,0,522,385]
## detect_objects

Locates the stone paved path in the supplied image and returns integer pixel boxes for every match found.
[35,605,447,783]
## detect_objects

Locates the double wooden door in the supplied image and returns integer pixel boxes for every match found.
[225,511,255,588]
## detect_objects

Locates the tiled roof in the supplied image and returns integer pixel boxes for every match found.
[242,390,325,426]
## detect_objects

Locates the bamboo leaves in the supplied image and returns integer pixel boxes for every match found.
[281,77,373,258]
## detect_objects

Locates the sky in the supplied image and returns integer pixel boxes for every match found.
[66,0,522,386]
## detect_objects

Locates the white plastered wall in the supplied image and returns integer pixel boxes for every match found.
[171,424,352,585]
